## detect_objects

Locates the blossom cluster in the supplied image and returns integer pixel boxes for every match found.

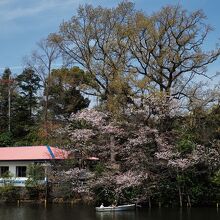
[125,93,180,121]
[70,129,95,142]
[155,142,220,170]
[70,109,108,127]
[128,127,157,147]
[116,171,147,187]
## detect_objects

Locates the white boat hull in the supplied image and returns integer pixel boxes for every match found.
[96,204,135,212]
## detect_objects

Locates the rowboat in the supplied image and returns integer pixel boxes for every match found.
[96,204,136,212]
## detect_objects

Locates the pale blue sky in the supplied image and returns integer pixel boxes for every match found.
[1,0,220,79]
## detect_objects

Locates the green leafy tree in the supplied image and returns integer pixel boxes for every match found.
[8,68,41,143]
[48,67,90,121]
[16,68,41,119]
[0,132,13,146]
[25,164,45,199]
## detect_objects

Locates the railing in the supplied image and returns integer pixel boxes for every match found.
[0,178,46,187]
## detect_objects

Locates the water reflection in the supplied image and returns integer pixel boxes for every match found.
[96,211,136,220]
[0,205,219,220]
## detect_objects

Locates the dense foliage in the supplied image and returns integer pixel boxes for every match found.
[52,109,219,206]
[0,66,89,145]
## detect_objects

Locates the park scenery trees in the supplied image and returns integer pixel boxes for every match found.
[0,1,220,206]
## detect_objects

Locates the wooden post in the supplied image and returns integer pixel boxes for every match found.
[178,186,182,207]
[148,197,151,208]
[44,164,49,207]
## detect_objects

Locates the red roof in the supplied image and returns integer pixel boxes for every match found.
[0,146,69,161]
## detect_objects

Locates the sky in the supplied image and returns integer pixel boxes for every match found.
[1,0,220,81]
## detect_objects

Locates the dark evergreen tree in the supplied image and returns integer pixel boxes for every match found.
[16,68,41,120]
[48,67,90,121]
[0,68,14,133]
[11,68,41,141]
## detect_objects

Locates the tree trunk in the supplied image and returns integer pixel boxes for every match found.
[178,186,183,207]
[44,82,49,136]
[187,194,191,207]
[8,81,11,132]
[110,136,116,162]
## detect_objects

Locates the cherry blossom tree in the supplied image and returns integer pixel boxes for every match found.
[52,107,219,205]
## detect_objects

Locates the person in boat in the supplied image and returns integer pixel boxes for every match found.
[100,203,104,208]
[111,200,117,207]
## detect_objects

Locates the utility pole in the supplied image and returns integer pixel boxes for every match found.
[8,75,11,132]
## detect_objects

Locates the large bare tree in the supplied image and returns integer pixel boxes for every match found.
[25,38,60,135]
[49,2,220,118]
[127,5,220,98]
[49,2,135,106]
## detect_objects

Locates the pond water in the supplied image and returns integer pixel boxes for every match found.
[0,204,219,220]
